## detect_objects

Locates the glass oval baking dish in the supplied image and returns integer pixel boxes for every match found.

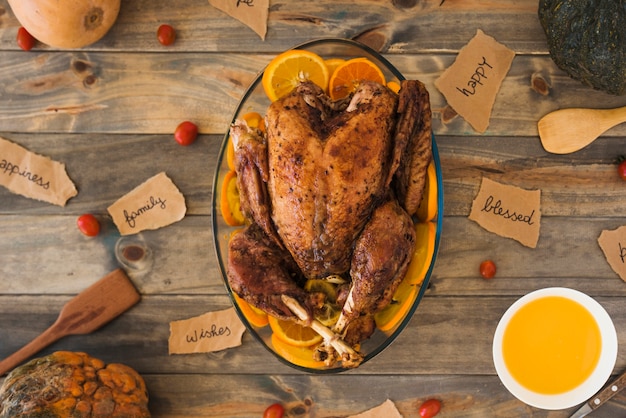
[211,38,443,373]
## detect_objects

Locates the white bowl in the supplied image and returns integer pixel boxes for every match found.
[493,287,617,410]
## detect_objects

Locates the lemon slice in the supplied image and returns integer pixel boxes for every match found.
[262,49,329,102]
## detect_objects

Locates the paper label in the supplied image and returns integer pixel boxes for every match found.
[348,399,403,418]
[469,177,541,248]
[598,226,626,282]
[435,29,515,133]
[107,172,186,235]
[168,308,247,354]
[208,0,269,40]
[0,136,77,206]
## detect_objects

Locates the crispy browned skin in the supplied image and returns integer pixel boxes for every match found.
[333,198,416,334]
[265,81,398,279]
[393,80,433,215]
[227,224,323,321]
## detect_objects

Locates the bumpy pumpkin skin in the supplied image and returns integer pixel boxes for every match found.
[538,0,625,96]
[0,351,150,418]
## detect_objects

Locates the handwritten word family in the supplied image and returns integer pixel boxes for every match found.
[186,324,231,343]
[456,56,493,97]
[124,196,166,228]
[481,195,535,225]
[0,159,50,189]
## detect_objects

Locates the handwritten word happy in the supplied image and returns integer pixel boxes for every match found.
[456,56,493,97]
[0,159,50,190]
[481,195,535,225]
[186,324,231,343]
[123,196,167,228]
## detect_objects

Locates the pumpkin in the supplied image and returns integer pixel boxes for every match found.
[0,351,150,418]
[538,0,626,96]
[7,0,121,49]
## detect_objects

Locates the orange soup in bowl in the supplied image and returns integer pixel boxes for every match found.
[493,288,617,410]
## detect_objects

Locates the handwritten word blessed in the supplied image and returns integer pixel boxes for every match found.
[0,159,50,189]
[186,323,231,343]
[481,195,535,225]
[123,196,166,228]
[456,56,493,97]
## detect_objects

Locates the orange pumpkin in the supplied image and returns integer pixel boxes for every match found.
[0,351,150,417]
[7,0,121,48]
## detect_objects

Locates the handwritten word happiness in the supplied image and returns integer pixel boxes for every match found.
[456,56,493,97]
[481,195,535,225]
[0,159,50,189]
[123,196,166,228]
[186,323,231,343]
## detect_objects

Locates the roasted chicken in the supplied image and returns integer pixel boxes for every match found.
[227,78,432,368]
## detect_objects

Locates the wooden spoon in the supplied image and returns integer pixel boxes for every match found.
[0,269,141,376]
[538,105,626,154]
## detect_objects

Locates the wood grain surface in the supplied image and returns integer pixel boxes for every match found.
[1,0,625,416]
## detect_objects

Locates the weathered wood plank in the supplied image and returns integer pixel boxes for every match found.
[0,0,547,54]
[1,51,625,135]
[1,295,626,379]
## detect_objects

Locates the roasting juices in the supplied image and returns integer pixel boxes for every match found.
[502,296,602,394]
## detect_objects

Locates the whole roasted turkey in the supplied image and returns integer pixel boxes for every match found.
[227,78,432,368]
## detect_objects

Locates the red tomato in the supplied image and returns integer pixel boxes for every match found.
[480,259,497,279]
[17,27,36,51]
[419,398,441,418]
[618,159,626,181]
[263,403,284,418]
[157,24,176,46]
[77,214,101,237]
[174,121,198,146]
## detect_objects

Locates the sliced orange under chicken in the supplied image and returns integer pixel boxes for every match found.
[270,334,326,369]
[233,293,269,328]
[268,315,323,347]
[220,170,245,226]
[328,57,386,100]
[262,49,329,102]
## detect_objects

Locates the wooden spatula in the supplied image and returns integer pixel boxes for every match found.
[0,269,141,376]
[538,105,626,154]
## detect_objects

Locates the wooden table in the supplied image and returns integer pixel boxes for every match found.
[1,1,625,416]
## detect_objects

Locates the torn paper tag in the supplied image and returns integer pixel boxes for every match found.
[107,172,186,235]
[209,0,269,40]
[348,399,403,418]
[598,226,626,282]
[435,29,515,133]
[469,177,541,248]
[169,308,247,354]
[0,136,77,206]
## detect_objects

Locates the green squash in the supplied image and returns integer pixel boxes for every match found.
[538,0,625,95]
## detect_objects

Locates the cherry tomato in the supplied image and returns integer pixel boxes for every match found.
[174,121,198,146]
[263,403,284,418]
[618,159,626,181]
[17,27,36,51]
[77,214,101,237]
[419,398,441,418]
[157,24,176,46]
[480,259,497,279]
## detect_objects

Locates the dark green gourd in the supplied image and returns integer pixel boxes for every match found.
[538,0,625,95]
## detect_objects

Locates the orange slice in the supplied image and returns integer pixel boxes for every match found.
[233,293,269,328]
[241,111,266,133]
[262,49,330,102]
[220,170,245,226]
[328,57,386,100]
[417,161,438,222]
[270,334,326,369]
[387,80,401,94]
[374,274,418,333]
[324,58,346,78]
[268,315,323,347]
[226,137,236,171]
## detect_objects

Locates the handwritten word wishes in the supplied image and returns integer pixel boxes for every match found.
[469,177,541,248]
[598,225,626,283]
[168,308,246,355]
